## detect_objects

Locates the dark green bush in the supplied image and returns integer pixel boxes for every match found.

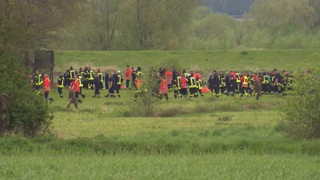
[0,54,51,136]
[280,69,320,139]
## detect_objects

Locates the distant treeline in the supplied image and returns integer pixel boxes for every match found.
[2,0,320,65]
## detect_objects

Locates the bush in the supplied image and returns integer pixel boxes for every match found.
[125,67,161,117]
[280,69,320,139]
[0,54,52,136]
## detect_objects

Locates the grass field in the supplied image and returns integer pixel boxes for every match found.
[2,154,320,179]
[54,49,320,74]
[2,49,320,179]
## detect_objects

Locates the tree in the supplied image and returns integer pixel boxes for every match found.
[249,0,315,34]
[74,0,120,50]
[309,0,320,28]
[0,1,82,136]
[0,0,83,64]
[239,0,320,48]
[0,54,51,136]
[126,67,161,117]
[119,0,199,50]
[60,0,200,50]
[104,0,120,50]
[191,7,237,49]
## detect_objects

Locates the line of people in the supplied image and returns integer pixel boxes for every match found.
[32,65,294,106]
[133,67,294,101]
[205,68,294,99]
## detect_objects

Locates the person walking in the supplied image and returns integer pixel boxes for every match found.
[69,77,81,102]
[87,67,95,89]
[188,72,198,97]
[34,70,43,94]
[164,68,173,90]
[105,71,117,97]
[173,73,182,98]
[180,74,188,97]
[104,70,110,90]
[208,71,220,97]
[43,74,53,101]
[97,68,104,90]
[226,71,236,96]
[252,72,262,100]
[93,74,101,97]
[78,73,86,98]
[240,73,249,97]
[56,74,64,98]
[159,77,169,101]
[116,70,123,97]
[125,65,132,89]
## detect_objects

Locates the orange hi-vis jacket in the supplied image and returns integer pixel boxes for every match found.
[159,79,168,95]
[135,79,143,91]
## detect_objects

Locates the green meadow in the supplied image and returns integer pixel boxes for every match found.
[1,49,320,179]
[54,49,320,73]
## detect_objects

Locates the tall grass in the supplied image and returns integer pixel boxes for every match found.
[1,153,320,179]
[2,126,320,156]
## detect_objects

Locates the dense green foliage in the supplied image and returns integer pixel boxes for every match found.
[0,0,82,64]
[281,69,320,139]
[59,0,198,50]
[2,0,320,54]
[0,54,51,136]
[54,0,320,50]
[242,0,320,49]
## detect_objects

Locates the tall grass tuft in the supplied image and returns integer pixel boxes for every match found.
[2,128,320,156]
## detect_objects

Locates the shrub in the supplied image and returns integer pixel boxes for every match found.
[125,67,161,117]
[280,69,320,139]
[0,54,52,136]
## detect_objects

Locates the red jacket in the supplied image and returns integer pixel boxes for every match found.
[43,76,51,92]
[181,77,188,89]
[193,72,202,80]
[125,67,132,80]
[230,71,236,79]
[70,79,80,93]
